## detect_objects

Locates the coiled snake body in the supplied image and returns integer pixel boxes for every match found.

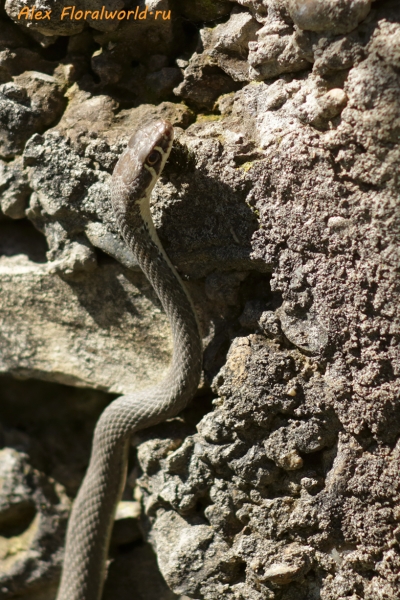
[56,120,202,600]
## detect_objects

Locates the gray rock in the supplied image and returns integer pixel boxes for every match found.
[277,303,329,355]
[176,0,231,23]
[248,2,313,80]
[0,445,69,599]
[207,9,261,82]
[287,0,372,35]
[0,71,66,159]
[91,0,180,73]
[134,4,400,600]
[0,251,172,393]
[173,52,241,110]
[5,0,83,37]
[0,157,30,218]
[103,541,179,600]
[146,67,182,99]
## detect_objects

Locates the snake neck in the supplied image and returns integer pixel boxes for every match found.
[112,180,202,417]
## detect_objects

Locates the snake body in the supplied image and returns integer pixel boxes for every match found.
[56,120,202,600]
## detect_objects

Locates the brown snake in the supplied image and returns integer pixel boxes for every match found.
[56,120,202,600]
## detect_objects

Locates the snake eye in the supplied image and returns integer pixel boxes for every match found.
[146,150,161,166]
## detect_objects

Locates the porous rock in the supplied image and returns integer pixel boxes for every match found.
[0,157,30,218]
[0,71,67,158]
[247,0,313,81]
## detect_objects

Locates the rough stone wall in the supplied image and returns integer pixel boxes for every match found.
[0,0,399,599]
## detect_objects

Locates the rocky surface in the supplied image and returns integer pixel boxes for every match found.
[0,0,399,599]
[0,220,173,393]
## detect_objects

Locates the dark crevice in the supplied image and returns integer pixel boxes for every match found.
[0,375,115,496]
[41,35,69,61]
[0,218,48,263]
[0,501,37,538]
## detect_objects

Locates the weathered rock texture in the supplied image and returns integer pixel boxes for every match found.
[0,221,172,393]
[0,0,399,599]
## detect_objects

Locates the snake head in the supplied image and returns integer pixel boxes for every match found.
[111,119,174,239]
[112,119,174,201]
[128,119,174,174]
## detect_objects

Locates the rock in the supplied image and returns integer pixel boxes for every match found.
[296,88,348,128]
[174,52,241,110]
[0,46,58,85]
[103,542,179,600]
[287,0,372,35]
[91,0,180,71]
[0,446,69,599]
[150,510,240,598]
[249,543,314,584]
[258,310,283,341]
[248,19,312,80]
[239,299,267,329]
[206,9,261,82]
[176,0,231,23]
[134,5,400,599]
[110,500,142,547]
[146,66,182,98]
[91,48,124,85]
[0,157,30,218]
[5,0,84,36]
[0,21,31,51]
[277,303,329,355]
[0,247,172,394]
[0,71,66,159]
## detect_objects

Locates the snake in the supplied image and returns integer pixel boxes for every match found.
[56,119,203,600]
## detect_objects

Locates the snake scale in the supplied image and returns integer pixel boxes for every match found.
[56,120,203,600]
